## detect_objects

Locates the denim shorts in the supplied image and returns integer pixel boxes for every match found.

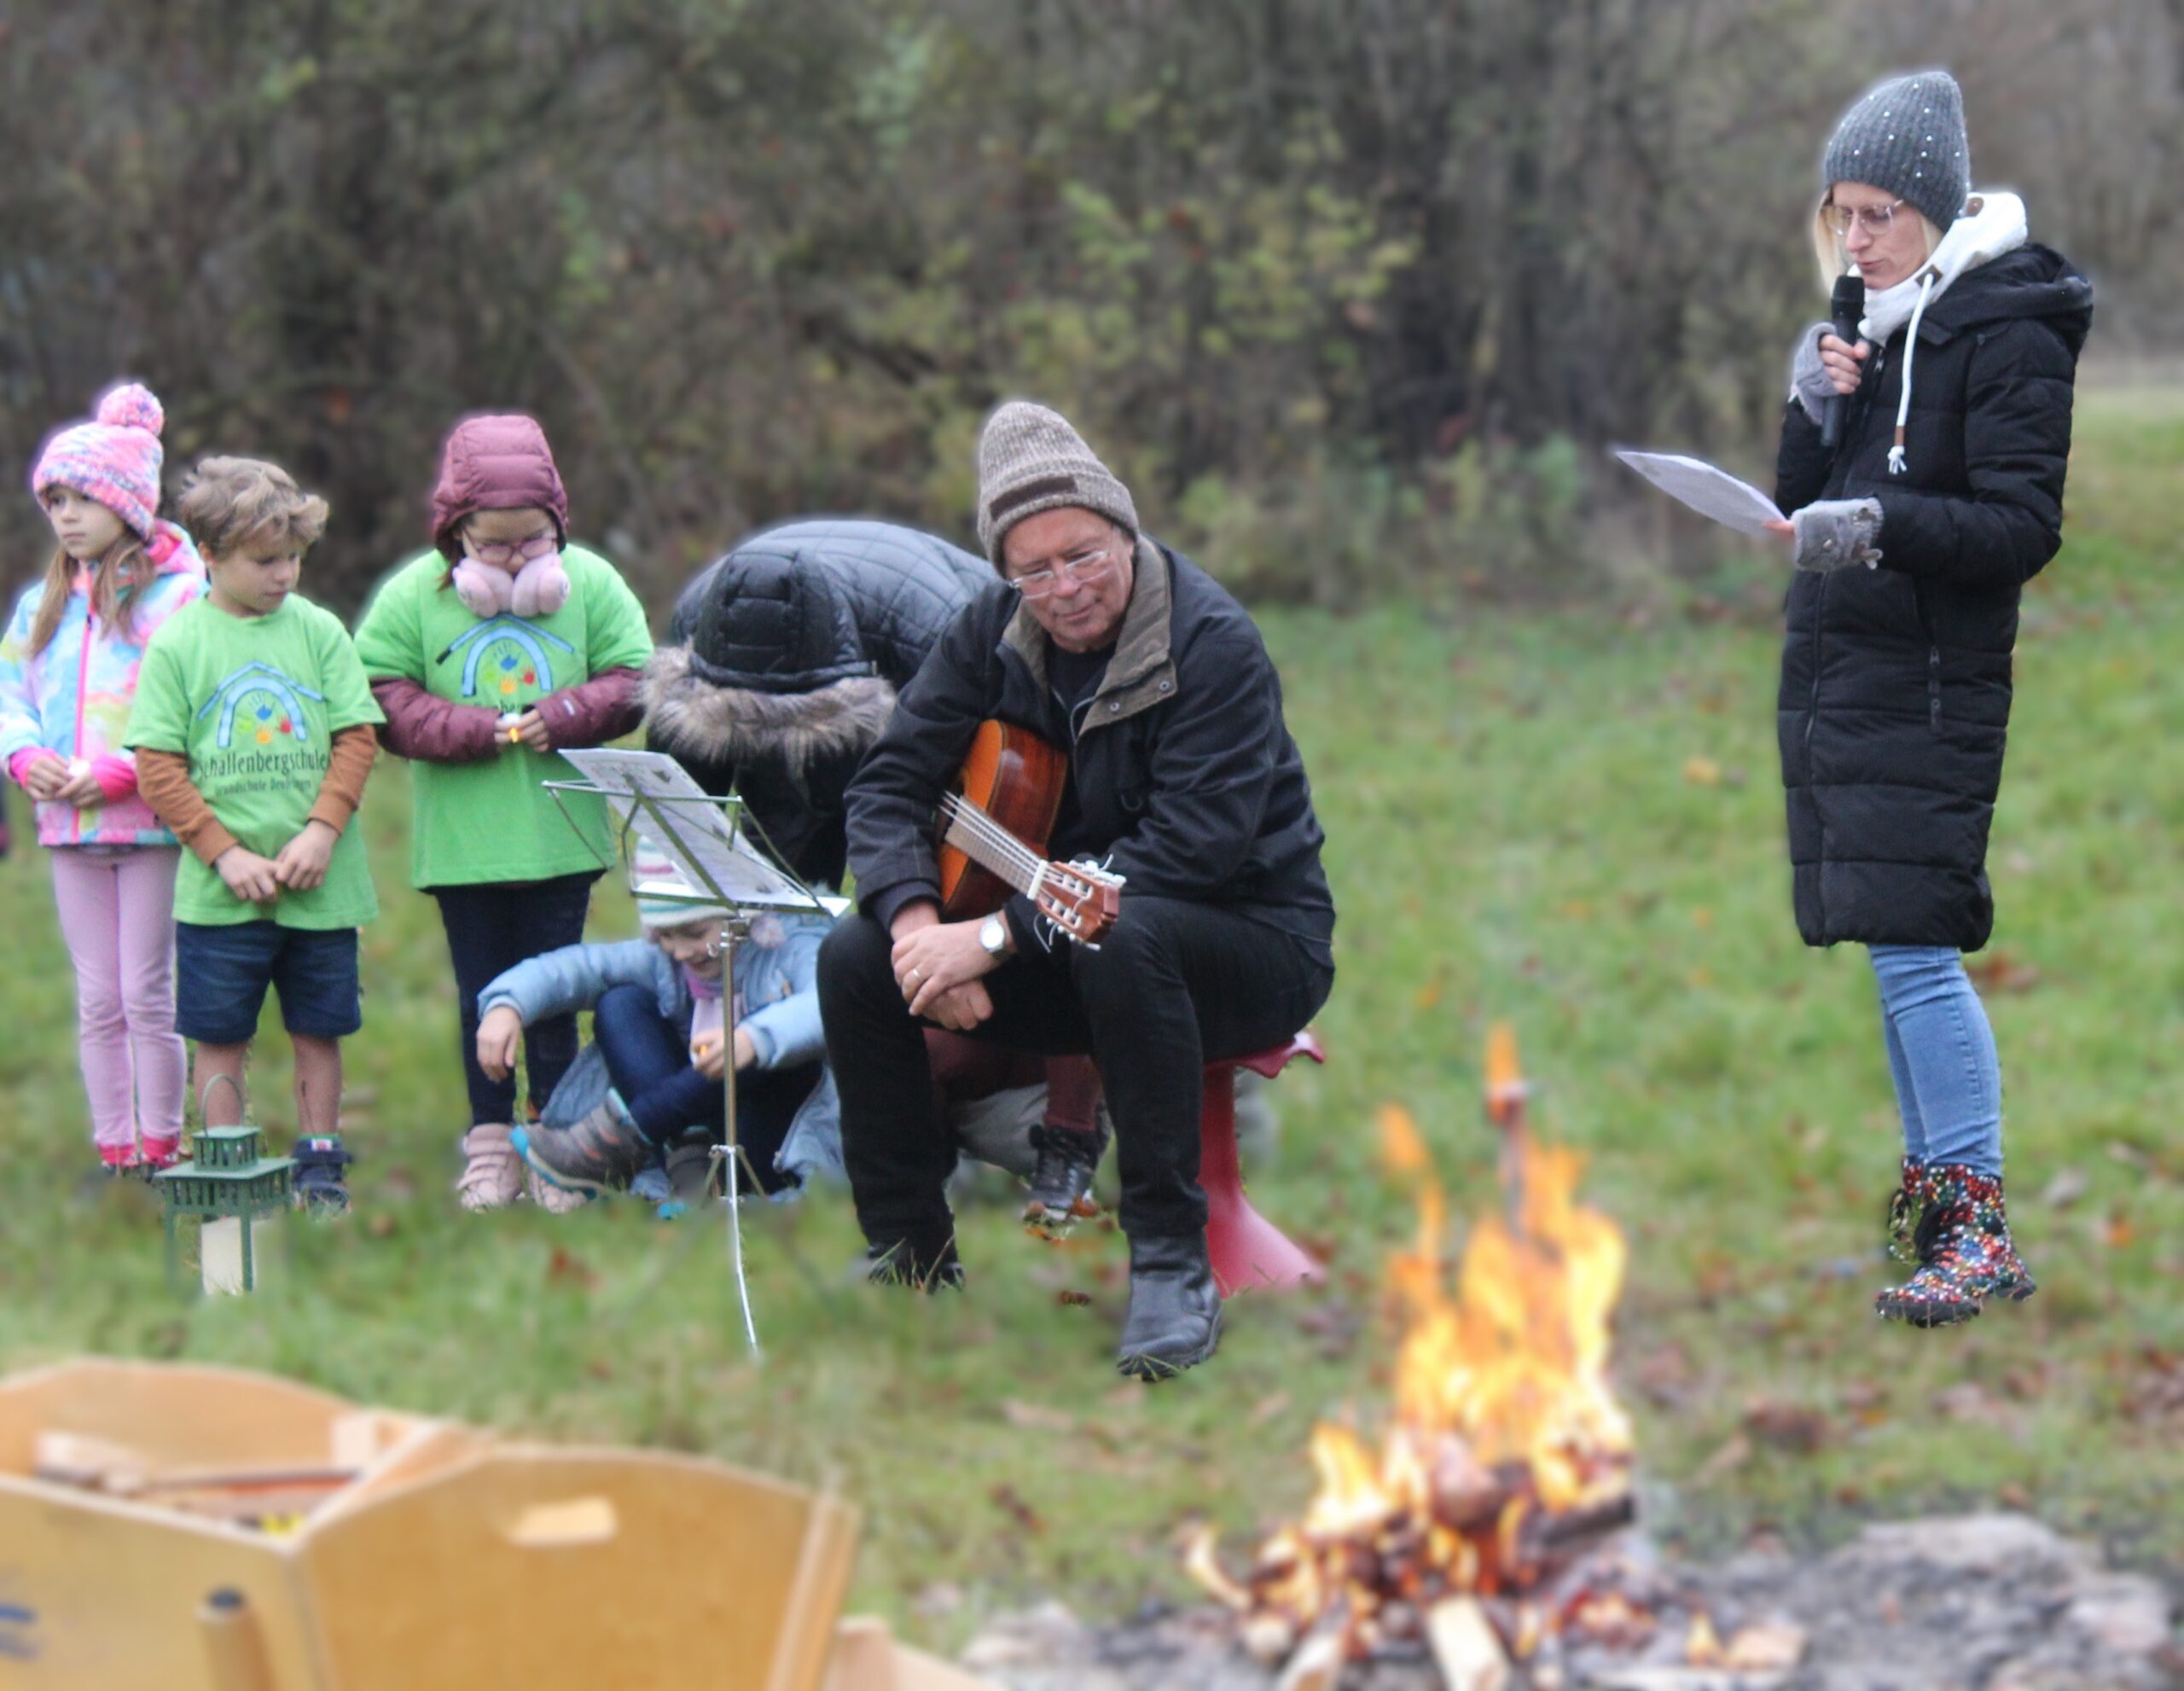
[174,921,362,1044]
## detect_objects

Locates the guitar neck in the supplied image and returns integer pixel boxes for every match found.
[939,794,1045,895]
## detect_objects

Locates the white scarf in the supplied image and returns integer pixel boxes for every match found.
[1856,190,2030,474]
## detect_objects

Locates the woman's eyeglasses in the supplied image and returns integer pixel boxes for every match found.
[1011,540,1120,600]
[465,530,559,567]
[1824,200,1907,238]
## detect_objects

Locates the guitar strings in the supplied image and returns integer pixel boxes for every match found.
[938,793,1047,879]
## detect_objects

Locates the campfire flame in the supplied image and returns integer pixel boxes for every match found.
[1192,1026,1635,1665]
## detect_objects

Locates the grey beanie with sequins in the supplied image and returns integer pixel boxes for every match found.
[1821,70,1971,232]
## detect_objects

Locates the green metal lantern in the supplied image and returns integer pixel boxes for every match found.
[154,1127,295,1295]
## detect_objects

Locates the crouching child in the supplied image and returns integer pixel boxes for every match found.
[127,458,382,1208]
[488,840,834,1207]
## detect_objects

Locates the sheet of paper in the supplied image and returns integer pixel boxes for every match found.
[1613,449,1786,537]
[557,748,841,915]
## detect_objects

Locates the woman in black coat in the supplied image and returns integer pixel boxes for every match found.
[1769,71,2092,1328]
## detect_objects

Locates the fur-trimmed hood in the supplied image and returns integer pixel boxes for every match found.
[644,643,897,772]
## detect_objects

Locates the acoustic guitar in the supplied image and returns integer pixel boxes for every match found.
[936,720,1124,945]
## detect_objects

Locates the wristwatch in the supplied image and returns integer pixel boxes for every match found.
[978,912,1011,957]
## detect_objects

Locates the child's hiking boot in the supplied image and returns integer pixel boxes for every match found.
[514,1094,648,1200]
[1885,1154,1930,1264]
[1021,1120,1108,1240]
[455,1122,525,1212]
[1874,1163,2036,1328]
[293,1136,355,1215]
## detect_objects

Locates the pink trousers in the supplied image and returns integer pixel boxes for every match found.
[49,846,187,1150]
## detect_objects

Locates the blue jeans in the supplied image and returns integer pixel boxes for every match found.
[590,984,816,1194]
[1869,945,2002,1177]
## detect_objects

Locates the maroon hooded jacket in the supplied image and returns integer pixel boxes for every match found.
[372,413,643,764]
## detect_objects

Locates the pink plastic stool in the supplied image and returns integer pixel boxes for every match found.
[1199,1031,1326,1295]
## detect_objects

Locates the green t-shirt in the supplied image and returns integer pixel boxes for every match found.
[351,543,653,888]
[126,595,384,930]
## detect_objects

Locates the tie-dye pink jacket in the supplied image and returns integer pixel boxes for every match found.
[0,522,206,846]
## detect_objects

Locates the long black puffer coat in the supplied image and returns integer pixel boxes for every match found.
[645,520,989,889]
[1774,241,2092,952]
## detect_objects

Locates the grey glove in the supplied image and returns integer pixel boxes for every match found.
[1788,323,1838,424]
[1792,497,1883,572]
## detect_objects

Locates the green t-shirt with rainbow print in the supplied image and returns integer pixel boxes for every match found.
[126,594,384,929]
[351,544,653,889]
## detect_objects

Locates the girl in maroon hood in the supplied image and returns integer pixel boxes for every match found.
[352,414,654,1212]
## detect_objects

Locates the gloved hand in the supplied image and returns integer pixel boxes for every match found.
[1788,323,1837,423]
[1792,497,1883,572]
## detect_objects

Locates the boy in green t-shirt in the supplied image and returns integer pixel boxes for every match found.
[128,458,384,1209]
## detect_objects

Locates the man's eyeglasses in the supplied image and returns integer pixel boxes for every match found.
[1823,200,1907,239]
[1010,540,1119,600]
[466,529,559,568]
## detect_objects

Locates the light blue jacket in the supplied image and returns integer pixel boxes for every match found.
[477,912,844,1184]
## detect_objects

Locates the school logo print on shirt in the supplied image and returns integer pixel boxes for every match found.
[196,660,324,747]
[193,660,328,803]
[439,614,576,703]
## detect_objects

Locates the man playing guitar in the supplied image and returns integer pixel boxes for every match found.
[816,402,1337,1379]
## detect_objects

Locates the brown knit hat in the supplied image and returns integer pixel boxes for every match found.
[973,401,1138,565]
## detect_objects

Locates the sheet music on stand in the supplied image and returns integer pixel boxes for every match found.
[545,750,848,1361]
[556,748,847,920]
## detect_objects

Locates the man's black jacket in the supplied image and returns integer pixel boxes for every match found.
[845,538,1336,956]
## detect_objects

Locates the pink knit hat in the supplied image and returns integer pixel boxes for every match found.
[31,383,168,540]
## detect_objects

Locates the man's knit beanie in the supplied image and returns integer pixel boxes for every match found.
[1821,69,1971,233]
[31,383,168,541]
[973,402,1138,566]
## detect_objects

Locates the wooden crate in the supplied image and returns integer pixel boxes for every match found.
[0,1358,989,1690]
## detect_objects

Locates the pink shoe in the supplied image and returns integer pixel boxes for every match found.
[140,1135,183,1171]
[98,1143,139,1175]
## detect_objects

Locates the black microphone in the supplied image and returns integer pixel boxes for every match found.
[1821,271,1865,450]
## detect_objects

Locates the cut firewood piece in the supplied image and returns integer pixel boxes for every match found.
[1427,1595,1510,1691]
[1275,1627,1344,1691]
[1723,1619,1809,1671]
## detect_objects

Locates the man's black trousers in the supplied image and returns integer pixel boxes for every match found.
[818,896,1333,1244]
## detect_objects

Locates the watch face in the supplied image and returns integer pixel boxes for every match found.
[981,915,1007,952]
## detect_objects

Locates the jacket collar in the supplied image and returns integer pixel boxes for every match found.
[1001,537,1177,731]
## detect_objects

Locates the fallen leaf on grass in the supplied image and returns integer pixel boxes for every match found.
[1248,1392,1292,1427]
[1742,1398,1831,1453]
[1683,756,1722,787]
[990,1482,1046,1537]
[1055,1288,1093,1306]
[1966,950,2041,992]
[2104,1211,2136,1250]
[547,1245,596,1291]
[1692,1432,1751,1485]
[2041,1166,2088,1209]
[1002,1398,1077,1433]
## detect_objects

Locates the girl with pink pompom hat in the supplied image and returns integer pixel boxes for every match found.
[0,381,206,1173]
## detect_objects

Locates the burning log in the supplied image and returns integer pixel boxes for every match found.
[1190,1027,1640,1677]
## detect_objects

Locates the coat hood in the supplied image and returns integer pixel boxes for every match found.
[429,413,570,561]
[682,545,873,694]
[643,644,897,771]
[1917,241,2094,357]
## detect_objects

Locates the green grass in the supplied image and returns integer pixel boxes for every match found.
[3,389,2181,1642]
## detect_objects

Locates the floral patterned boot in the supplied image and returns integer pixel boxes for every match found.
[1874,1163,2036,1328]
[1885,1155,1930,1264]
